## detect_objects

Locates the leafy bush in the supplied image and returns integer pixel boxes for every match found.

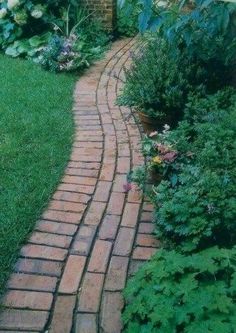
[134,0,236,88]
[0,0,72,48]
[149,90,236,252]
[117,0,139,37]
[0,1,110,72]
[117,35,196,120]
[123,246,236,333]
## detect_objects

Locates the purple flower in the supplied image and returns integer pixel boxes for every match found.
[123,182,132,193]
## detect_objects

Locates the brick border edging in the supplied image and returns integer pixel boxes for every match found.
[0,38,158,333]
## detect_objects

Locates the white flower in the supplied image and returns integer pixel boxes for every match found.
[7,0,20,10]
[0,8,7,19]
[31,9,43,19]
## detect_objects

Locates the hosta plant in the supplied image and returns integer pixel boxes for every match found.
[123,246,236,333]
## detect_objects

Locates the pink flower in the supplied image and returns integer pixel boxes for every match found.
[162,151,178,163]
[123,182,132,193]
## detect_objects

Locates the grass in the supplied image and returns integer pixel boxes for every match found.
[0,55,75,295]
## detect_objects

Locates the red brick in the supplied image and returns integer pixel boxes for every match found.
[75,135,103,143]
[140,211,153,222]
[8,273,57,292]
[75,313,97,333]
[118,143,130,157]
[68,161,100,169]
[36,220,77,236]
[49,296,76,333]
[3,290,53,310]
[59,255,86,294]
[128,260,145,277]
[105,256,129,291]
[66,167,99,178]
[100,292,124,333]
[14,258,62,277]
[84,202,106,226]
[78,273,104,313]
[136,234,160,248]
[49,200,86,213]
[29,232,72,248]
[100,163,115,181]
[138,222,155,234]
[53,191,91,204]
[113,174,127,192]
[71,147,102,156]
[142,202,154,212]
[63,175,97,186]
[58,183,95,195]
[94,181,112,202]
[72,225,96,256]
[0,309,49,331]
[117,157,130,174]
[127,184,142,203]
[121,203,140,228]
[42,210,82,225]
[113,228,135,256]
[106,192,125,215]
[99,215,120,240]
[21,244,67,261]
[88,240,112,273]
[132,247,156,260]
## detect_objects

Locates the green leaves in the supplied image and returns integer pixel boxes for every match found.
[123,247,236,333]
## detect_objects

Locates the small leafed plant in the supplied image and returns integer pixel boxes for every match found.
[123,246,236,333]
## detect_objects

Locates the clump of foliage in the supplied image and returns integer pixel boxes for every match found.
[123,246,236,333]
[117,35,197,121]
[0,0,110,72]
[143,89,236,252]
[117,0,139,37]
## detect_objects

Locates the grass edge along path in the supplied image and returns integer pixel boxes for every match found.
[0,55,75,296]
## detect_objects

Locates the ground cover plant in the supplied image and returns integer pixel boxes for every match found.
[123,247,236,333]
[0,54,75,295]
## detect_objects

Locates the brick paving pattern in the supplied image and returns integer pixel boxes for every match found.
[0,38,159,332]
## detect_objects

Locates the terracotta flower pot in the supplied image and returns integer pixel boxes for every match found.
[138,111,172,134]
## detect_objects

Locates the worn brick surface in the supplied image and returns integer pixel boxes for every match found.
[106,192,125,215]
[88,240,112,273]
[100,292,124,333]
[121,203,140,228]
[21,244,67,261]
[84,201,106,226]
[0,310,49,331]
[59,255,86,294]
[8,273,57,292]
[14,258,63,277]
[78,273,104,313]
[105,256,129,291]
[99,215,120,240]
[49,296,76,333]
[75,313,97,333]
[3,290,53,310]
[132,247,157,260]
[113,227,135,256]
[36,220,77,236]
[29,232,72,248]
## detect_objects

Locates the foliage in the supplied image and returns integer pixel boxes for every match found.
[134,0,236,86]
[117,35,195,120]
[123,246,236,333]
[117,0,139,37]
[38,14,109,72]
[0,1,110,72]
[0,53,74,295]
[150,90,236,252]
[0,0,76,48]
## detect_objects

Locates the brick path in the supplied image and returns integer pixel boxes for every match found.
[0,38,159,333]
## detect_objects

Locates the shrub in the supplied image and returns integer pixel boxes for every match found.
[117,36,196,121]
[117,0,139,37]
[150,90,236,252]
[123,246,236,333]
[0,0,71,48]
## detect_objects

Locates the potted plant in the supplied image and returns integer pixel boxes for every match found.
[117,36,191,133]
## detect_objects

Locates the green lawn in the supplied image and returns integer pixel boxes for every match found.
[0,55,75,295]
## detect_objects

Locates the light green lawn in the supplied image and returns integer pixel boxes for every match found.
[0,55,75,295]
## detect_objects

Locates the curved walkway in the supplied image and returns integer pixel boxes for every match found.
[0,39,158,333]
